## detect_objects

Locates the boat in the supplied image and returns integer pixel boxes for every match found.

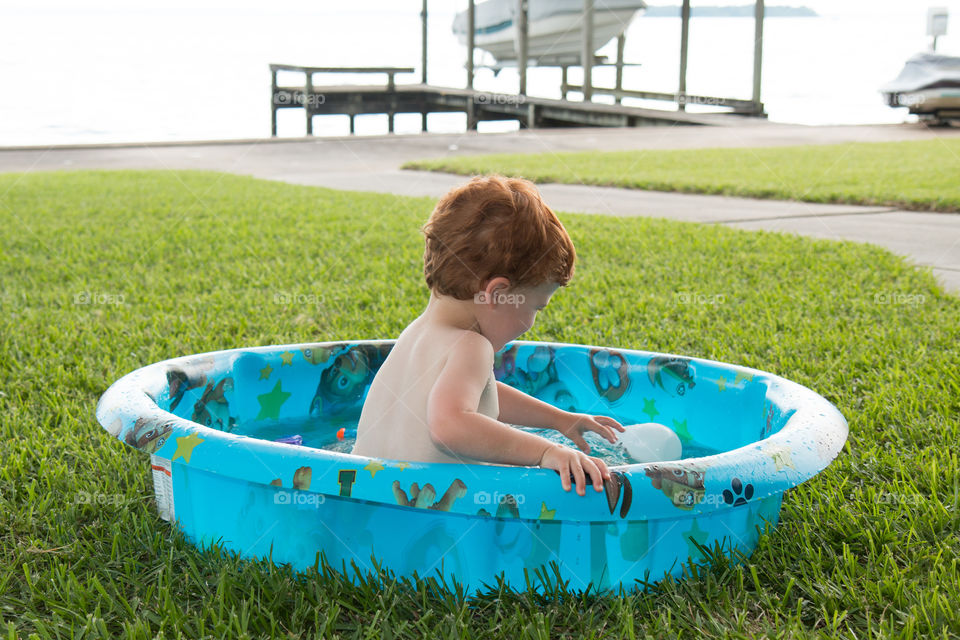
[452,0,647,67]
[880,52,960,124]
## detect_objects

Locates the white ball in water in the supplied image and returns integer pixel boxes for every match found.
[617,423,682,463]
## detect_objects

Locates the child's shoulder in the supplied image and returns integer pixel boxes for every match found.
[449,328,494,359]
[400,319,493,362]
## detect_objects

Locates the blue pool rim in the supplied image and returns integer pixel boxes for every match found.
[95,339,848,595]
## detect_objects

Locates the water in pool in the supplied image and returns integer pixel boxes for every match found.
[242,418,722,464]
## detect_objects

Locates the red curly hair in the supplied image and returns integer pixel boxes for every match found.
[422,175,576,299]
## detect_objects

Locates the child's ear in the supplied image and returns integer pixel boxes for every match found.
[475,277,512,308]
[481,276,512,300]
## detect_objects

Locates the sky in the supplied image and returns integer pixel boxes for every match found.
[4,1,960,29]
[3,0,959,15]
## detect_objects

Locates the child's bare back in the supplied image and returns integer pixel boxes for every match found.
[352,314,499,465]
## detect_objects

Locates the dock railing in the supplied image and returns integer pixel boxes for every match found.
[561,84,763,116]
[270,64,416,136]
[268,63,761,137]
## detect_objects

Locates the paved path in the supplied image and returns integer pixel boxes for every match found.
[2,122,958,292]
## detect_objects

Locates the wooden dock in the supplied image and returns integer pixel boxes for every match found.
[270,65,761,136]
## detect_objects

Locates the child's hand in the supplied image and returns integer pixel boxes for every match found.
[538,443,611,496]
[556,412,625,454]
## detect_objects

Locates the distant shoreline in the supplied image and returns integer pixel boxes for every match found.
[644,5,818,18]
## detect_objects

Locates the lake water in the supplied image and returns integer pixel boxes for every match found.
[1,2,957,146]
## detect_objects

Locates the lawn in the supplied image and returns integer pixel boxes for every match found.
[1,170,958,638]
[402,138,960,213]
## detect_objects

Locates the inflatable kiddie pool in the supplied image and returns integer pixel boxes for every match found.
[95,340,847,595]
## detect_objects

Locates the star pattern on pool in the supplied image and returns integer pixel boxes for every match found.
[172,432,204,463]
[642,398,659,420]
[364,460,384,478]
[754,498,780,535]
[256,380,290,420]
[683,519,710,561]
[716,376,727,392]
[280,351,294,366]
[763,444,797,472]
[733,371,754,385]
[259,364,273,380]
[672,418,693,442]
[736,498,780,551]
[539,502,556,520]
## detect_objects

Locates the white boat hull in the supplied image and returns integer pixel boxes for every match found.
[455,8,642,64]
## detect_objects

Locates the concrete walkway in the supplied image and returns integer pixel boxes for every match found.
[2,122,958,292]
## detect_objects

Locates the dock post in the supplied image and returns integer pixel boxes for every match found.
[561,66,569,100]
[517,0,528,95]
[466,100,476,131]
[421,0,429,130]
[466,0,476,130]
[751,0,765,116]
[615,34,625,105]
[678,0,690,111]
[421,0,428,85]
[270,67,278,137]
[581,0,593,101]
[350,114,355,135]
[305,70,314,135]
[387,71,396,134]
[467,0,475,89]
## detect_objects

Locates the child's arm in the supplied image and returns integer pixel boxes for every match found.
[497,381,625,454]
[427,333,609,494]
[495,381,567,428]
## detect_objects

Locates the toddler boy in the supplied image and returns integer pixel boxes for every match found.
[352,175,624,495]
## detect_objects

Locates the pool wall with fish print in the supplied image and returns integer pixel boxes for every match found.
[95,340,847,594]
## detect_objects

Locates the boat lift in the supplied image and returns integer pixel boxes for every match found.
[269,0,767,136]
[432,0,767,122]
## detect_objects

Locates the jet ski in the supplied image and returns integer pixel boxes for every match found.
[881,52,960,124]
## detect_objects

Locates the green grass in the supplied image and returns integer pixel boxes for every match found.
[403,139,960,212]
[2,170,959,638]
